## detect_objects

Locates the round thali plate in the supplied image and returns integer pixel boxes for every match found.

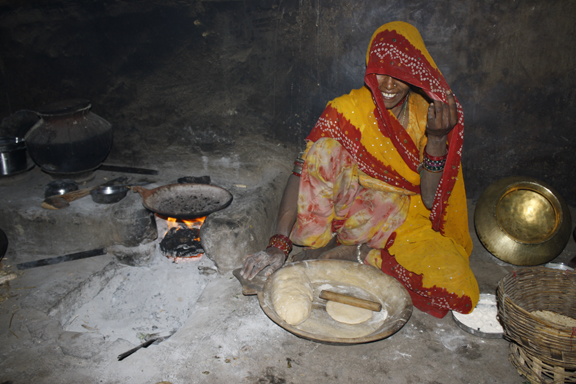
[258,259,413,344]
[474,176,572,266]
[453,293,503,338]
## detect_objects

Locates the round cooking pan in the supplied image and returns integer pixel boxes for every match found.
[90,185,129,204]
[133,183,233,219]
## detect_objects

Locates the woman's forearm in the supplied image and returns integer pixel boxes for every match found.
[240,173,300,280]
[420,135,448,210]
[275,174,300,236]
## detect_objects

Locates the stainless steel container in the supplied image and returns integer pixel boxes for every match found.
[0,137,28,176]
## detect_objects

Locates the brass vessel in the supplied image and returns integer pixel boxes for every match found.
[474,177,571,266]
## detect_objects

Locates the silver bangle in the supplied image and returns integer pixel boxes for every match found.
[356,243,363,264]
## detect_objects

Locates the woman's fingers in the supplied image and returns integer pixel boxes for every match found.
[263,255,284,277]
[446,91,458,127]
[427,101,444,132]
[261,265,275,277]
[241,249,285,279]
[441,101,450,130]
[240,257,255,278]
[435,100,444,123]
[249,258,266,278]
[427,91,458,135]
[427,102,436,127]
[240,251,266,278]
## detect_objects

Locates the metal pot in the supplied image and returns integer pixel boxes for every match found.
[0,137,29,176]
[90,185,129,204]
[25,99,113,180]
[133,183,233,219]
[44,179,79,198]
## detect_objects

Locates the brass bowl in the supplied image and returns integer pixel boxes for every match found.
[474,177,572,266]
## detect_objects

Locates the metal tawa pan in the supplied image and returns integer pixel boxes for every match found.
[133,183,233,219]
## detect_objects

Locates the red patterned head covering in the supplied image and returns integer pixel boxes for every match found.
[363,22,465,229]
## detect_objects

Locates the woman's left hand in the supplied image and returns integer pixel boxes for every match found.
[426,90,458,138]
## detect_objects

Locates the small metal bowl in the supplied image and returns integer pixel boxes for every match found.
[44,179,78,198]
[90,185,129,204]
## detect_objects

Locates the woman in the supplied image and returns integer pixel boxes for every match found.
[241,21,479,318]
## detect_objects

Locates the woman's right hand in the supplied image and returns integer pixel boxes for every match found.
[240,247,285,280]
[425,90,458,138]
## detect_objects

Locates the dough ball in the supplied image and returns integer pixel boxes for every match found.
[326,301,373,324]
[271,267,313,326]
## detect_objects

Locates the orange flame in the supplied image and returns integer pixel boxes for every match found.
[161,216,207,261]
[165,216,206,233]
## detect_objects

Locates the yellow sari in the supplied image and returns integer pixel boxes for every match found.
[290,22,478,317]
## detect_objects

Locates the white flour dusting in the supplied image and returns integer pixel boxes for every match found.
[453,294,503,335]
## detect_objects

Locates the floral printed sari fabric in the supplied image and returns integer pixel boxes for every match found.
[290,22,478,317]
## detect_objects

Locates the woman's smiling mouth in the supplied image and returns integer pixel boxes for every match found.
[381,91,398,99]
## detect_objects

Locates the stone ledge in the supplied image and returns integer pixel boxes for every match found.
[0,135,296,274]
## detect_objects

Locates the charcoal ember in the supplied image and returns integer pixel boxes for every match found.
[160,227,204,257]
[177,175,211,184]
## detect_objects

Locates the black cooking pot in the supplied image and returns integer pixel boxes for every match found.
[24,99,113,180]
[0,137,28,176]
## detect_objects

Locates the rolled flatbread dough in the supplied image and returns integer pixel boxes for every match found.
[271,267,313,326]
[326,301,373,324]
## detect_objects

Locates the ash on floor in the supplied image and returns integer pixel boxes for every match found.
[65,249,217,344]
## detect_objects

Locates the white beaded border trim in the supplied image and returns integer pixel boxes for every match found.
[356,244,363,264]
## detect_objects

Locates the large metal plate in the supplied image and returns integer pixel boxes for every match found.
[137,183,233,219]
[474,177,571,266]
[258,260,412,344]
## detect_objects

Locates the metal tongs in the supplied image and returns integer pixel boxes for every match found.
[117,333,173,361]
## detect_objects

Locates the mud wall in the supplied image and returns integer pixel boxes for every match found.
[1,0,575,204]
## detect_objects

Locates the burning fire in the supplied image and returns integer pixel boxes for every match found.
[160,216,206,262]
[165,216,206,233]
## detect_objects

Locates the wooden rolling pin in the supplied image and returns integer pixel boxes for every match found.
[320,290,382,312]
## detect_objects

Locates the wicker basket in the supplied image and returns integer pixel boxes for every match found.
[497,267,576,382]
[510,343,576,383]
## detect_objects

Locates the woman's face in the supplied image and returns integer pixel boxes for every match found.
[376,75,410,110]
